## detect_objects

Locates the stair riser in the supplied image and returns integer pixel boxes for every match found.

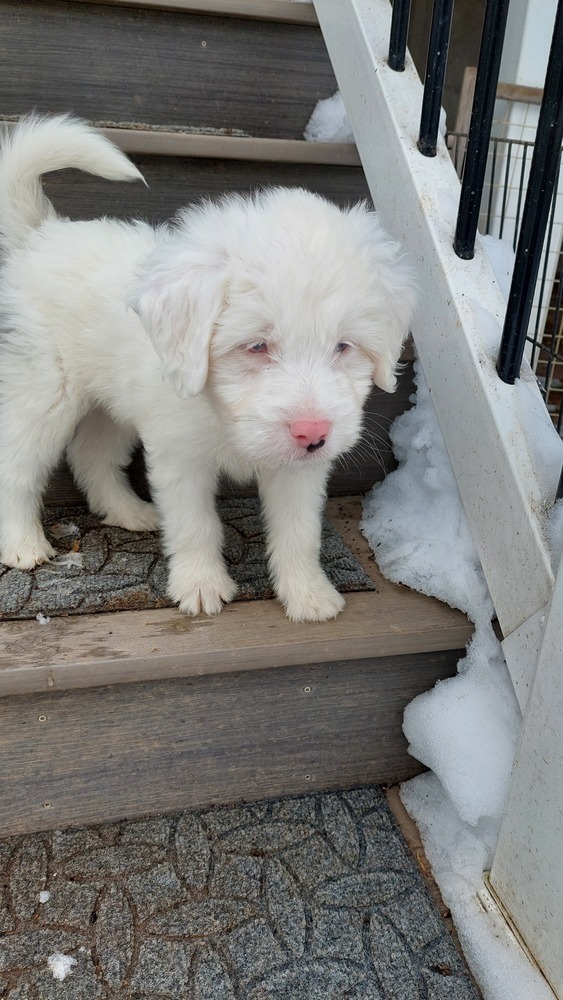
[0,652,462,835]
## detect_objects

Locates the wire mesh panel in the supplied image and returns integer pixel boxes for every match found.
[449,129,563,431]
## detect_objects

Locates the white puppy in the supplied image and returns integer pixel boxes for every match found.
[0,114,417,621]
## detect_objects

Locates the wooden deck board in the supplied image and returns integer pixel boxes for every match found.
[0,499,472,695]
[69,0,318,25]
[0,649,461,836]
[0,121,360,165]
[0,501,470,834]
[0,0,333,140]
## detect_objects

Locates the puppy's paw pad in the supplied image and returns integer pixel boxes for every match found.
[170,571,238,617]
[1,537,56,570]
[103,501,160,533]
[283,579,345,623]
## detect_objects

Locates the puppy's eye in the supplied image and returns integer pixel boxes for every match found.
[247,342,269,354]
[335,342,351,354]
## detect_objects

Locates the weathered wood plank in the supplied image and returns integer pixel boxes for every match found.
[0,591,471,695]
[69,0,318,25]
[105,130,359,163]
[0,120,359,165]
[40,155,370,225]
[0,651,462,836]
[99,130,360,164]
[0,498,472,694]
[0,0,334,139]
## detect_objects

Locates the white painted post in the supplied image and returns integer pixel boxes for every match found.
[500,0,556,89]
[490,550,563,997]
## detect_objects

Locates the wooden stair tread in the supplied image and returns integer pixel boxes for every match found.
[0,120,360,165]
[0,498,469,834]
[101,129,360,164]
[0,499,472,695]
[71,0,318,25]
[0,1,332,142]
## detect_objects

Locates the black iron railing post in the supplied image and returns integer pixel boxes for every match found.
[389,0,412,72]
[497,0,563,383]
[454,0,511,259]
[418,0,455,156]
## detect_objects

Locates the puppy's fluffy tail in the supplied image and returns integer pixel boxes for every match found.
[0,113,144,251]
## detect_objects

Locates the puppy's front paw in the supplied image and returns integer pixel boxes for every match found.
[1,535,56,570]
[168,564,238,616]
[279,573,346,623]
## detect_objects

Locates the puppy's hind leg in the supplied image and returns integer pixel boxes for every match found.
[0,383,83,570]
[67,409,159,532]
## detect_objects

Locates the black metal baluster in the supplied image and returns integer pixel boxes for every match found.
[389,0,412,72]
[453,0,511,258]
[417,0,455,156]
[498,0,563,383]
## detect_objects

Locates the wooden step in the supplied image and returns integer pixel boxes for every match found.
[0,1,330,140]
[0,498,471,836]
[70,0,318,25]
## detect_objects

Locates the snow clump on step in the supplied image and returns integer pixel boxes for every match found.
[303,91,355,144]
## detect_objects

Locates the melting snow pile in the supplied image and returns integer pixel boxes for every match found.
[360,237,556,1000]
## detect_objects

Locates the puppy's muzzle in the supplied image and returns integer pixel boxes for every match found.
[290,419,331,453]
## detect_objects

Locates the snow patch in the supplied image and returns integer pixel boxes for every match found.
[481,235,514,301]
[304,91,355,144]
[361,360,520,828]
[47,953,77,981]
[401,774,555,1000]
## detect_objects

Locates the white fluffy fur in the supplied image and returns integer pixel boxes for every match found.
[0,114,417,621]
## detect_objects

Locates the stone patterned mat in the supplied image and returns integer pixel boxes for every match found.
[0,786,479,1000]
[0,498,375,620]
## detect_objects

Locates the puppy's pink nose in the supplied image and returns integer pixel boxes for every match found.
[290,419,331,452]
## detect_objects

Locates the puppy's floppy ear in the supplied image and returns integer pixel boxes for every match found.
[131,242,230,398]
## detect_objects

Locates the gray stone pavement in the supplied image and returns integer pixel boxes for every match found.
[0,786,479,999]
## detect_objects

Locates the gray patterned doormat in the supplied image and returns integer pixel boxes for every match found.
[0,498,375,620]
[0,786,479,999]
